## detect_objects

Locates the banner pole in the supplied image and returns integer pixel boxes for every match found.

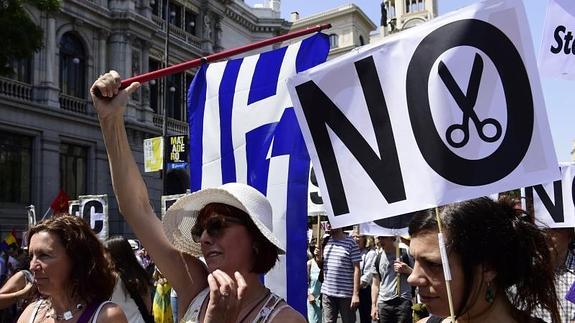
[436,207,456,321]
[117,24,332,90]
[317,214,322,252]
[395,235,401,295]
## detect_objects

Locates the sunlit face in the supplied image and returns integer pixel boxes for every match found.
[29,231,73,296]
[199,214,254,274]
[407,231,466,317]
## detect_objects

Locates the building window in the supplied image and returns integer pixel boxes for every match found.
[59,32,86,98]
[185,10,197,35]
[8,58,32,84]
[167,73,183,121]
[0,131,32,204]
[170,2,182,28]
[59,143,87,199]
[405,0,424,13]
[150,0,160,16]
[359,35,365,46]
[329,34,339,49]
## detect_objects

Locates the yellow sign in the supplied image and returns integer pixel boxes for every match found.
[144,137,163,172]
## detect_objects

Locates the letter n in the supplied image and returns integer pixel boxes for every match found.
[295,56,406,216]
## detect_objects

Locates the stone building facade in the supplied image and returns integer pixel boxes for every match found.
[0,0,289,238]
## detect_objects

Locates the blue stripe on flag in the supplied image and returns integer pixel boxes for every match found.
[248,47,288,105]
[188,64,208,192]
[219,59,243,184]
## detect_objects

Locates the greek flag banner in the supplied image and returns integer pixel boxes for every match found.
[187,33,329,313]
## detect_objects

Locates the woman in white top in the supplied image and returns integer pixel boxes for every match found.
[17,215,127,323]
[91,71,305,323]
[105,236,153,323]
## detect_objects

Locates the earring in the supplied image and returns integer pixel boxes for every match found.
[485,281,495,304]
[252,244,259,256]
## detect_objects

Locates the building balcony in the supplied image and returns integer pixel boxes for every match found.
[153,113,189,134]
[59,93,89,114]
[0,77,33,102]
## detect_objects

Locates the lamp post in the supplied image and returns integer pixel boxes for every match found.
[162,0,175,194]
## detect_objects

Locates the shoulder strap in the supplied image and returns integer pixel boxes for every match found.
[28,299,44,323]
[77,302,100,323]
[91,301,113,323]
[119,275,154,323]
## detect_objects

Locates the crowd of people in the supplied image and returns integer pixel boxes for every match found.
[0,71,573,323]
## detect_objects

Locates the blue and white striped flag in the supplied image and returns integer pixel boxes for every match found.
[187,33,329,314]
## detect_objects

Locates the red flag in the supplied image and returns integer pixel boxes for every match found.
[50,189,70,215]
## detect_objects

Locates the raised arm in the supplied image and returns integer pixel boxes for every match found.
[90,71,207,309]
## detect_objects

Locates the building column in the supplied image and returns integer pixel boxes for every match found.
[40,132,61,215]
[36,14,60,108]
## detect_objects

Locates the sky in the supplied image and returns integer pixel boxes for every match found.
[245,0,574,162]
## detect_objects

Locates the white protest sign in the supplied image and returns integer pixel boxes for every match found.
[287,0,559,228]
[308,166,326,216]
[527,162,575,228]
[538,0,575,80]
[161,193,189,219]
[68,195,108,240]
[359,212,415,237]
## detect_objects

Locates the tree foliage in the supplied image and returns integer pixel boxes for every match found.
[0,0,59,76]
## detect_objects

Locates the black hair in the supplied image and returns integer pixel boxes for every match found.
[409,197,560,322]
[104,236,153,297]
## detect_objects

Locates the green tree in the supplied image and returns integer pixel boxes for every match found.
[0,0,59,76]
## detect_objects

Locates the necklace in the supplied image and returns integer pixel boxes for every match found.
[46,302,84,321]
[238,288,271,323]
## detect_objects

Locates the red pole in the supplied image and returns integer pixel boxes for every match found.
[120,23,332,89]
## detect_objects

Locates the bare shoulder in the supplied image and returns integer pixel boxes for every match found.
[270,306,306,323]
[95,302,128,323]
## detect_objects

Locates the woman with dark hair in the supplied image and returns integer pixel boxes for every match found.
[90,71,305,322]
[105,236,153,323]
[407,197,560,323]
[17,215,127,322]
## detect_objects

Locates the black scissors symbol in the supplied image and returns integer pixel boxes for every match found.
[438,53,502,148]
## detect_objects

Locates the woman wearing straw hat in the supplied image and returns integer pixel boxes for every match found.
[90,71,305,322]
[407,197,559,323]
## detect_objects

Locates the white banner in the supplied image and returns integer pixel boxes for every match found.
[161,193,189,219]
[308,166,326,216]
[538,0,575,80]
[528,162,575,228]
[69,195,109,240]
[359,222,409,237]
[288,0,559,228]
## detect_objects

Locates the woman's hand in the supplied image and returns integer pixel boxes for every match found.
[204,270,247,323]
[90,70,140,121]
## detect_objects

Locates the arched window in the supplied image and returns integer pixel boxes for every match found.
[59,32,86,98]
[329,33,339,49]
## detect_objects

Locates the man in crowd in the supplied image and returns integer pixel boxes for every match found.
[371,235,413,323]
[321,227,361,323]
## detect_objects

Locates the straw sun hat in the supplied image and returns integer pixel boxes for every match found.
[162,183,285,257]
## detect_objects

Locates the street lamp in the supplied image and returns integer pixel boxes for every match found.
[162,0,171,194]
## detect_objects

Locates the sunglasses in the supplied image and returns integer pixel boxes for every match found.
[191,215,245,242]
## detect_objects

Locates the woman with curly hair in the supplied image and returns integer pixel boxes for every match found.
[17,215,127,323]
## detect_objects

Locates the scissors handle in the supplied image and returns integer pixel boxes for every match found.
[477,118,502,143]
[446,123,469,148]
